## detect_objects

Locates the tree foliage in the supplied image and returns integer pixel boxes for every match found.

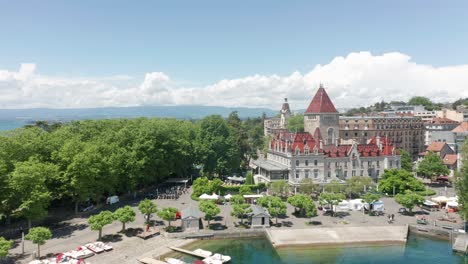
[324,180,346,193]
[25,227,52,258]
[268,181,289,197]
[417,152,450,180]
[398,149,413,172]
[199,200,220,226]
[192,177,224,198]
[245,171,254,185]
[157,207,178,227]
[239,185,253,195]
[378,169,425,195]
[138,199,158,223]
[298,178,320,196]
[455,140,468,220]
[287,194,317,217]
[395,192,425,214]
[344,176,374,199]
[88,211,114,240]
[230,195,251,225]
[0,237,13,258]
[361,193,380,204]
[287,114,304,132]
[113,206,136,231]
[257,196,287,225]
[408,96,440,111]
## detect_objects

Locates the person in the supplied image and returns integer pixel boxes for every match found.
[146,224,151,232]
[391,214,395,222]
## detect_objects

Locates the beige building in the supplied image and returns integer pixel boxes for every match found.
[338,115,425,159]
[264,98,291,136]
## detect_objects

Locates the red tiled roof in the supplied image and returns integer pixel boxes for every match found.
[305,87,338,114]
[426,117,459,125]
[426,142,447,152]
[443,154,457,166]
[313,127,322,142]
[452,122,468,133]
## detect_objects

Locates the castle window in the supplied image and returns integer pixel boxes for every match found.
[295,148,300,155]
[314,169,319,178]
[305,160,309,166]
[295,171,300,178]
[305,148,310,155]
[314,160,318,166]
[296,160,299,166]
[305,170,309,178]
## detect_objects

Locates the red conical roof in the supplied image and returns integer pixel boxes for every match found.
[305,86,338,114]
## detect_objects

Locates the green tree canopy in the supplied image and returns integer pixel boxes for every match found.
[230,195,251,225]
[113,206,136,231]
[245,171,254,185]
[157,207,178,227]
[287,114,304,132]
[298,178,320,196]
[408,96,439,111]
[257,196,287,225]
[0,237,13,258]
[344,176,374,199]
[379,169,425,195]
[361,193,381,204]
[287,194,317,218]
[417,152,450,180]
[88,211,114,240]
[239,185,253,195]
[324,180,346,193]
[199,200,220,227]
[319,192,345,216]
[269,181,289,197]
[455,141,468,220]
[138,199,158,224]
[395,192,425,214]
[25,227,52,258]
[399,149,413,172]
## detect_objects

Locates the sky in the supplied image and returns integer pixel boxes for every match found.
[0,0,468,110]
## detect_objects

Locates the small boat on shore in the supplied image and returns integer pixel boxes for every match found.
[203,253,231,263]
[193,249,212,257]
[165,257,187,264]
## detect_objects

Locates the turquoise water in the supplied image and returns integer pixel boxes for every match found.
[0,120,27,131]
[168,235,466,264]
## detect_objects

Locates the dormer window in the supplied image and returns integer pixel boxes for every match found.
[295,148,300,155]
[314,147,318,155]
[305,147,310,155]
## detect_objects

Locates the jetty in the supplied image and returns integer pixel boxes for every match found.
[453,234,468,254]
[138,257,168,264]
[168,246,209,258]
[266,225,408,247]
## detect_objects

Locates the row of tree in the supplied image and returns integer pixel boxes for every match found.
[0,113,264,227]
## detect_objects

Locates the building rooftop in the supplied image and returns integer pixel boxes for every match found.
[452,122,468,133]
[251,205,270,216]
[426,142,447,152]
[181,207,201,219]
[305,85,338,114]
[425,117,459,125]
[443,154,457,166]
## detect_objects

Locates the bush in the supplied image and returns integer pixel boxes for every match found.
[415,189,436,196]
[222,184,266,194]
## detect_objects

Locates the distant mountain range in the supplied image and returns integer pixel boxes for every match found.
[0,105,278,122]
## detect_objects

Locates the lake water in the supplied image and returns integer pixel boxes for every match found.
[0,120,27,131]
[166,235,466,264]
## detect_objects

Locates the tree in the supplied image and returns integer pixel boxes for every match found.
[287,114,304,132]
[379,169,425,195]
[88,211,114,240]
[8,158,56,228]
[245,171,254,185]
[0,237,13,259]
[298,178,320,196]
[324,180,346,193]
[257,196,287,225]
[269,181,289,197]
[199,200,220,227]
[138,199,158,224]
[319,192,345,216]
[455,140,468,220]
[417,152,450,180]
[239,185,252,195]
[344,176,374,199]
[395,192,425,214]
[192,177,224,199]
[157,207,178,227]
[25,227,52,258]
[361,193,380,204]
[113,206,136,232]
[408,96,437,111]
[399,149,413,172]
[230,195,252,225]
[287,194,317,217]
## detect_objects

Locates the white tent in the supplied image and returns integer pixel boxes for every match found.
[446,201,459,209]
[431,196,449,203]
[199,193,218,200]
[372,200,385,212]
[349,199,365,211]
[333,200,350,212]
[224,194,233,200]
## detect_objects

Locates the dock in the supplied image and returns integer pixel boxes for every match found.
[138,257,168,264]
[266,225,408,247]
[168,246,207,258]
[453,234,467,254]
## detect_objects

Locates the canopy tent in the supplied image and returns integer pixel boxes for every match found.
[431,196,449,203]
[446,201,459,209]
[333,200,350,212]
[423,200,438,206]
[349,199,365,211]
[227,176,246,182]
[199,193,219,200]
[364,200,385,211]
[224,194,233,200]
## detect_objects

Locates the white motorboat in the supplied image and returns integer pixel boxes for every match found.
[165,257,187,264]
[211,253,231,263]
[193,248,212,257]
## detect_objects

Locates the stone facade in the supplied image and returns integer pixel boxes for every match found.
[264,98,291,136]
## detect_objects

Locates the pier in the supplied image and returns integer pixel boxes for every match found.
[452,234,467,254]
[168,246,208,258]
[266,225,408,247]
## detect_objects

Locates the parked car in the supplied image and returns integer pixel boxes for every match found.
[398,208,409,215]
[106,195,119,205]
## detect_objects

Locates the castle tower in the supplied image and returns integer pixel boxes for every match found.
[280,98,291,128]
[304,84,340,145]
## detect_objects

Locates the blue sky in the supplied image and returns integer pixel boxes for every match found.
[0,1,467,109]
[1,0,467,84]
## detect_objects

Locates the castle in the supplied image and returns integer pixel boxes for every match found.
[252,85,401,187]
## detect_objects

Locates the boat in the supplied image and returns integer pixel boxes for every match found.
[193,249,212,257]
[202,253,230,263]
[165,258,187,264]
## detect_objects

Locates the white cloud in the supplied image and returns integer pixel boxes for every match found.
[1,52,467,110]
